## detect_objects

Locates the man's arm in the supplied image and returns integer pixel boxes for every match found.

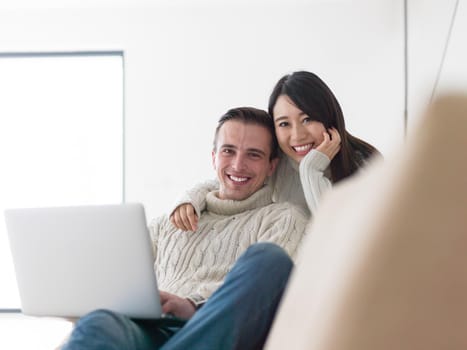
[257,205,308,262]
[148,217,163,258]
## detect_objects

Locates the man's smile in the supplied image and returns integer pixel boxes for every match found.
[227,174,250,183]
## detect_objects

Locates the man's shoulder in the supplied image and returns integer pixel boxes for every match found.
[148,213,171,232]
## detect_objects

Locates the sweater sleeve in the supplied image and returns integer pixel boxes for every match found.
[256,205,308,262]
[148,216,165,260]
[169,179,219,218]
[299,149,332,216]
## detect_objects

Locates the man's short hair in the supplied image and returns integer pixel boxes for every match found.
[213,107,279,160]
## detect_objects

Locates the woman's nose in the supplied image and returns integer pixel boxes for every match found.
[291,124,306,142]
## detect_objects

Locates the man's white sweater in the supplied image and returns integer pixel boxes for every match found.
[149,186,307,305]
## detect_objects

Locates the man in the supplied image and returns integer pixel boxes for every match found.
[62,107,308,350]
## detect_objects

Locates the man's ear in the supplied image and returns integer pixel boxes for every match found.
[211,150,217,170]
[268,157,279,177]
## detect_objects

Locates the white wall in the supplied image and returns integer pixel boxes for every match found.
[0,0,405,220]
[408,0,467,130]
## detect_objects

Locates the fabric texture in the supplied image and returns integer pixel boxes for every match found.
[150,186,307,304]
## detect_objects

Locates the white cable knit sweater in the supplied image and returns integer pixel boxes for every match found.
[149,186,307,305]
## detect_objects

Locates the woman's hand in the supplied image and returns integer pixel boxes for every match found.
[170,203,198,231]
[316,127,341,160]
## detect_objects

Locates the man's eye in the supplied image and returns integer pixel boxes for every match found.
[249,153,263,159]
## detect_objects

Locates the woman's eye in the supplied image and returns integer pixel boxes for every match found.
[277,121,288,127]
[303,117,313,124]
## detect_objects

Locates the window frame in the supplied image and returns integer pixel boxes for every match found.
[0,50,125,312]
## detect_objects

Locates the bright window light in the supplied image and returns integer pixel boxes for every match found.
[0,53,123,309]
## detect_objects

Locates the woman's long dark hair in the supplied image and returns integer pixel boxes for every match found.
[268,71,379,183]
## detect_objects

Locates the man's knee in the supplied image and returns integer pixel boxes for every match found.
[62,310,131,350]
[78,309,120,325]
[74,309,129,337]
[244,243,293,275]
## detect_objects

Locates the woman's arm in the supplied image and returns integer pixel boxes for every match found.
[169,179,219,231]
[299,149,332,216]
[299,128,341,215]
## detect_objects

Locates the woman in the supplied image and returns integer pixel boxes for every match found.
[171,71,379,231]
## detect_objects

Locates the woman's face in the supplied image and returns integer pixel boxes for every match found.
[273,94,326,163]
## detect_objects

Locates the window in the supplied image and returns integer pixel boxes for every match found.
[0,52,124,309]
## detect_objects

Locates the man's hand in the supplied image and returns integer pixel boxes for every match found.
[316,127,341,161]
[160,291,196,319]
[170,203,198,231]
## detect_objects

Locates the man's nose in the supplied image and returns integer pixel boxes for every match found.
[231,154,247,171]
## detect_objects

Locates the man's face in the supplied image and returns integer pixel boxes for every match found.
[212,120,278,201]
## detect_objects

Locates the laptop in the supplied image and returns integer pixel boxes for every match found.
[4,203,162,319]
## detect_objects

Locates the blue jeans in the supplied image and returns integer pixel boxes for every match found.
[61,242,293,350]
